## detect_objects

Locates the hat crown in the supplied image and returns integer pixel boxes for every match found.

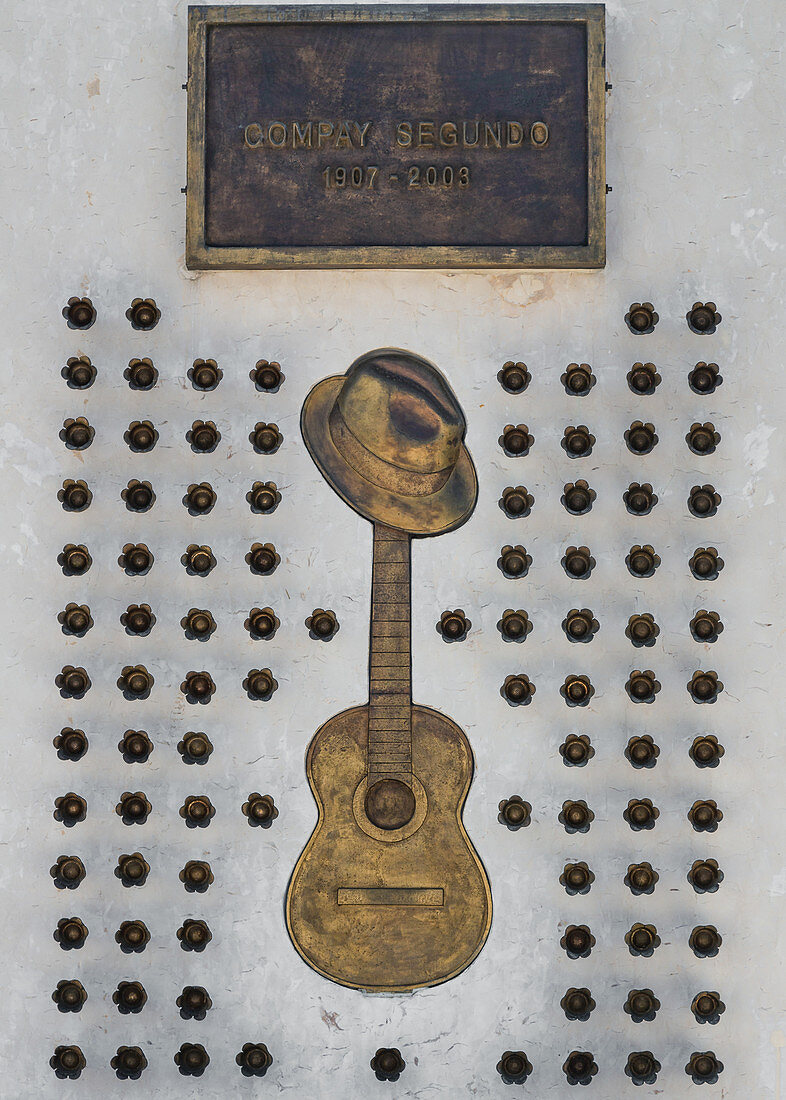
[337,352,465,475]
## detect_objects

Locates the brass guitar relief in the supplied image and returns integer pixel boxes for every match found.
[286,349,492,992]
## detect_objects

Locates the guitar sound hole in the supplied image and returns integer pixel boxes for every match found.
[365,779,416,830]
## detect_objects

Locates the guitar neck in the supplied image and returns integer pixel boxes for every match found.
[368,523,412,778]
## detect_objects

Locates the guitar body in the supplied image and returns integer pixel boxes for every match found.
[285,703,492,992]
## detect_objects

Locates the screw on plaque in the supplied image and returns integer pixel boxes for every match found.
[50,1045,86,1079]
[562,479,595,515]
[115,791,152,825]
[625,862,659,896]
[625,419,658,454]
[178,918,212,950]
[560,674,594,707]
[60,415,94,449]
[53,792,87,826]
[436,608,469,642]
[561,988,595,1021]
[691,991,725,1024]
[58,478,92,511]
[118,729,153,762]
[184,482,216,514]
[187,419,221,452]
[115,919,150,952]
[250,421,283,454]
[121,603,155,636]
[251,359,285,391]
[498,544,531,578]
[562,545,595,579]
[497,796,531,830]
[624,797,659,830]
[688,484,721,517]
[625,923,660,957]
[562,1049,598,1083]
[685,1051,723,1084]
[624,989,660,1023]
[59,543,91,576]
[245,607,280,640]
[689,546,723,579]
[119,542,153,575]
[625,302,658,334]
[54,728,88,761]
[126,297,160,330]
[499,484,533,518]
[499,423,533,456]
[687,421,721,455]
[562,362,595,395]
[124,357,158,389]
[174,1043,210,1077]
[246,541,280,575]
[178,985,212,1020]
[689,925,722,957]
[247,480,281,513]
[63,296,96,330]
[370,1048,405,1082]
[626,544,660,578]
[688,858,723,893]
[560,861,594,895]
[54,916,88,949]
[626,669,661,703]
[562,608,599,643]
[182,544,216,576]
[122,479,155,511]
[687,669,723,703]
[690,734,725,767]
[625,734,659,768]
[180,794,215,828]
[689,361,722,393]
[55,665,91,698]
[496,1051,533,1084]
[559,799,594,834]
[623,482,657,515]
[117,664,154,700]
[559,734,594,767]
[497,361,531,394]
[690,609,723,642]
[688,799,723,832]
[181,608,217,640]
[115,852,150,887]
[62,354,96,388]
[627,361,661,394]
[307,608,340,640]
[113,980,147,1015]
[178,730,213,764]
[50,855,86,889]
[180,859,213,893]
[497,608,532,641]
[52,977,87,1011]
[626,613,659,647]
[58,602,93,636]
[112,1046,148,1079]
[625,1052,661,1086]
[501,673,535,706]
[242,792,279,828]
[243,668,278,700]
[561,424,595,457]
[237,1043,273,1077]
[687,301,721,335]
[189,358,222,390]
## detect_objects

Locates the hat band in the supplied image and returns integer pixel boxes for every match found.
[329,403,452,497]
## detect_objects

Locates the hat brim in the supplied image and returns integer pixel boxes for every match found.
[301,375,477,537]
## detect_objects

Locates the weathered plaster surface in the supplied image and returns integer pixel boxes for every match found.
[0,0,784,1096]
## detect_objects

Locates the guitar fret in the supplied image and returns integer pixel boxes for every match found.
[368,524,412,770]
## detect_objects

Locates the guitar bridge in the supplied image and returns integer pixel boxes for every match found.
[337,887,444,907]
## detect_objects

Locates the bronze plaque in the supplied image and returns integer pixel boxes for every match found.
[186,5,606,269]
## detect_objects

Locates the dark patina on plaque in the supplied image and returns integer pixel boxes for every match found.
[186,5,606,269]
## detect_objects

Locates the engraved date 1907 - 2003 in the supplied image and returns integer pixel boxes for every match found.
[322,165,471,191]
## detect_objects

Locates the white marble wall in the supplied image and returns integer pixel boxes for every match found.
[1,0,785,1096]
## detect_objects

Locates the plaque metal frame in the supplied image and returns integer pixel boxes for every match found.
[186,4,606,270]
